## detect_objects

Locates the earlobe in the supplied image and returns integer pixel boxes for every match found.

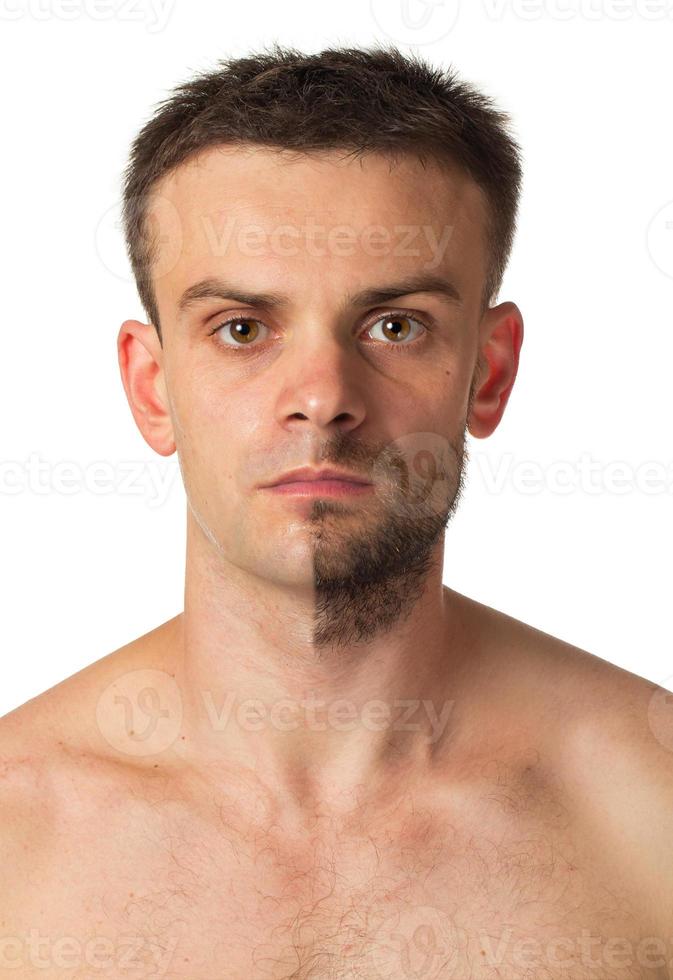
[467,301,524,440]
[117,319,176,457]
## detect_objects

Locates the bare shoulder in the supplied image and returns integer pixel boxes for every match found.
[451,586,666,720]
[0,612,182,759]
[0,615,183,899]
[453,588,673,935]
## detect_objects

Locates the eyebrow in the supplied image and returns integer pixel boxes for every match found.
[176,272,462,317]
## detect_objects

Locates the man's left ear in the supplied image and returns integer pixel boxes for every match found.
[467,301,524,439]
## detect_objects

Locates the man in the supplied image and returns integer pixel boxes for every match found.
[1,43,671,980]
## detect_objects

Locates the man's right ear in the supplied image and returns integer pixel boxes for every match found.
[116,319,176,456]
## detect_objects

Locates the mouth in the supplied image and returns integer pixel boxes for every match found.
[262,478,374,498]
[260,465,373,491]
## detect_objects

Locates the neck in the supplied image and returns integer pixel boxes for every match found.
[166,514,471,821]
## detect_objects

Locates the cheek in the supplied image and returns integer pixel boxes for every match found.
[168,363,264,487]
[169,361,232,431]
[414,369,465,419]
[169,386,231,481]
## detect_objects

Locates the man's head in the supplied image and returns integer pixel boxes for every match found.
[121,43,522,342]
[116,44,524,647]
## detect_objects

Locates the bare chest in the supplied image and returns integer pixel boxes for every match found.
[133,833,660,980]
[124,836,659,980]
[13,772,666,980]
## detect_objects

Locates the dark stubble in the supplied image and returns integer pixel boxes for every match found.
[311,418,470,651]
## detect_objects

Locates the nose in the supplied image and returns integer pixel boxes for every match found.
[273,333,368,436]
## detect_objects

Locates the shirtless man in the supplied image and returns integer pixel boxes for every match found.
[1,45,672,980]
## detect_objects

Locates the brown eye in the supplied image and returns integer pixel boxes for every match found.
[212,317,268,346]
[367,314,425,346]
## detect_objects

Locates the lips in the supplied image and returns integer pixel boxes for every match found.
[263,466,372,488]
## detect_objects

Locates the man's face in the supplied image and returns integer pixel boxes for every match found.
[146,145,490,609]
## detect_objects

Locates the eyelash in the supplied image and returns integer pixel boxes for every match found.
[206,310,432,355]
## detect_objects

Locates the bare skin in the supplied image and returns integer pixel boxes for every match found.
[1,146,672,979]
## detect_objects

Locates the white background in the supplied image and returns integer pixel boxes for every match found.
[1,0,672,716]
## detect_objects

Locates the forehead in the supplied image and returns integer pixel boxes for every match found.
[147,145,489,317]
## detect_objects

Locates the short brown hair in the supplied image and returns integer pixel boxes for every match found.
[121,43,523,344]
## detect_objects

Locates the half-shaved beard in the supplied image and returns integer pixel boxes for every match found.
[311,422,470,651]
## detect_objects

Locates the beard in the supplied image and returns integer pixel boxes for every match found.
[310,419,470,651]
